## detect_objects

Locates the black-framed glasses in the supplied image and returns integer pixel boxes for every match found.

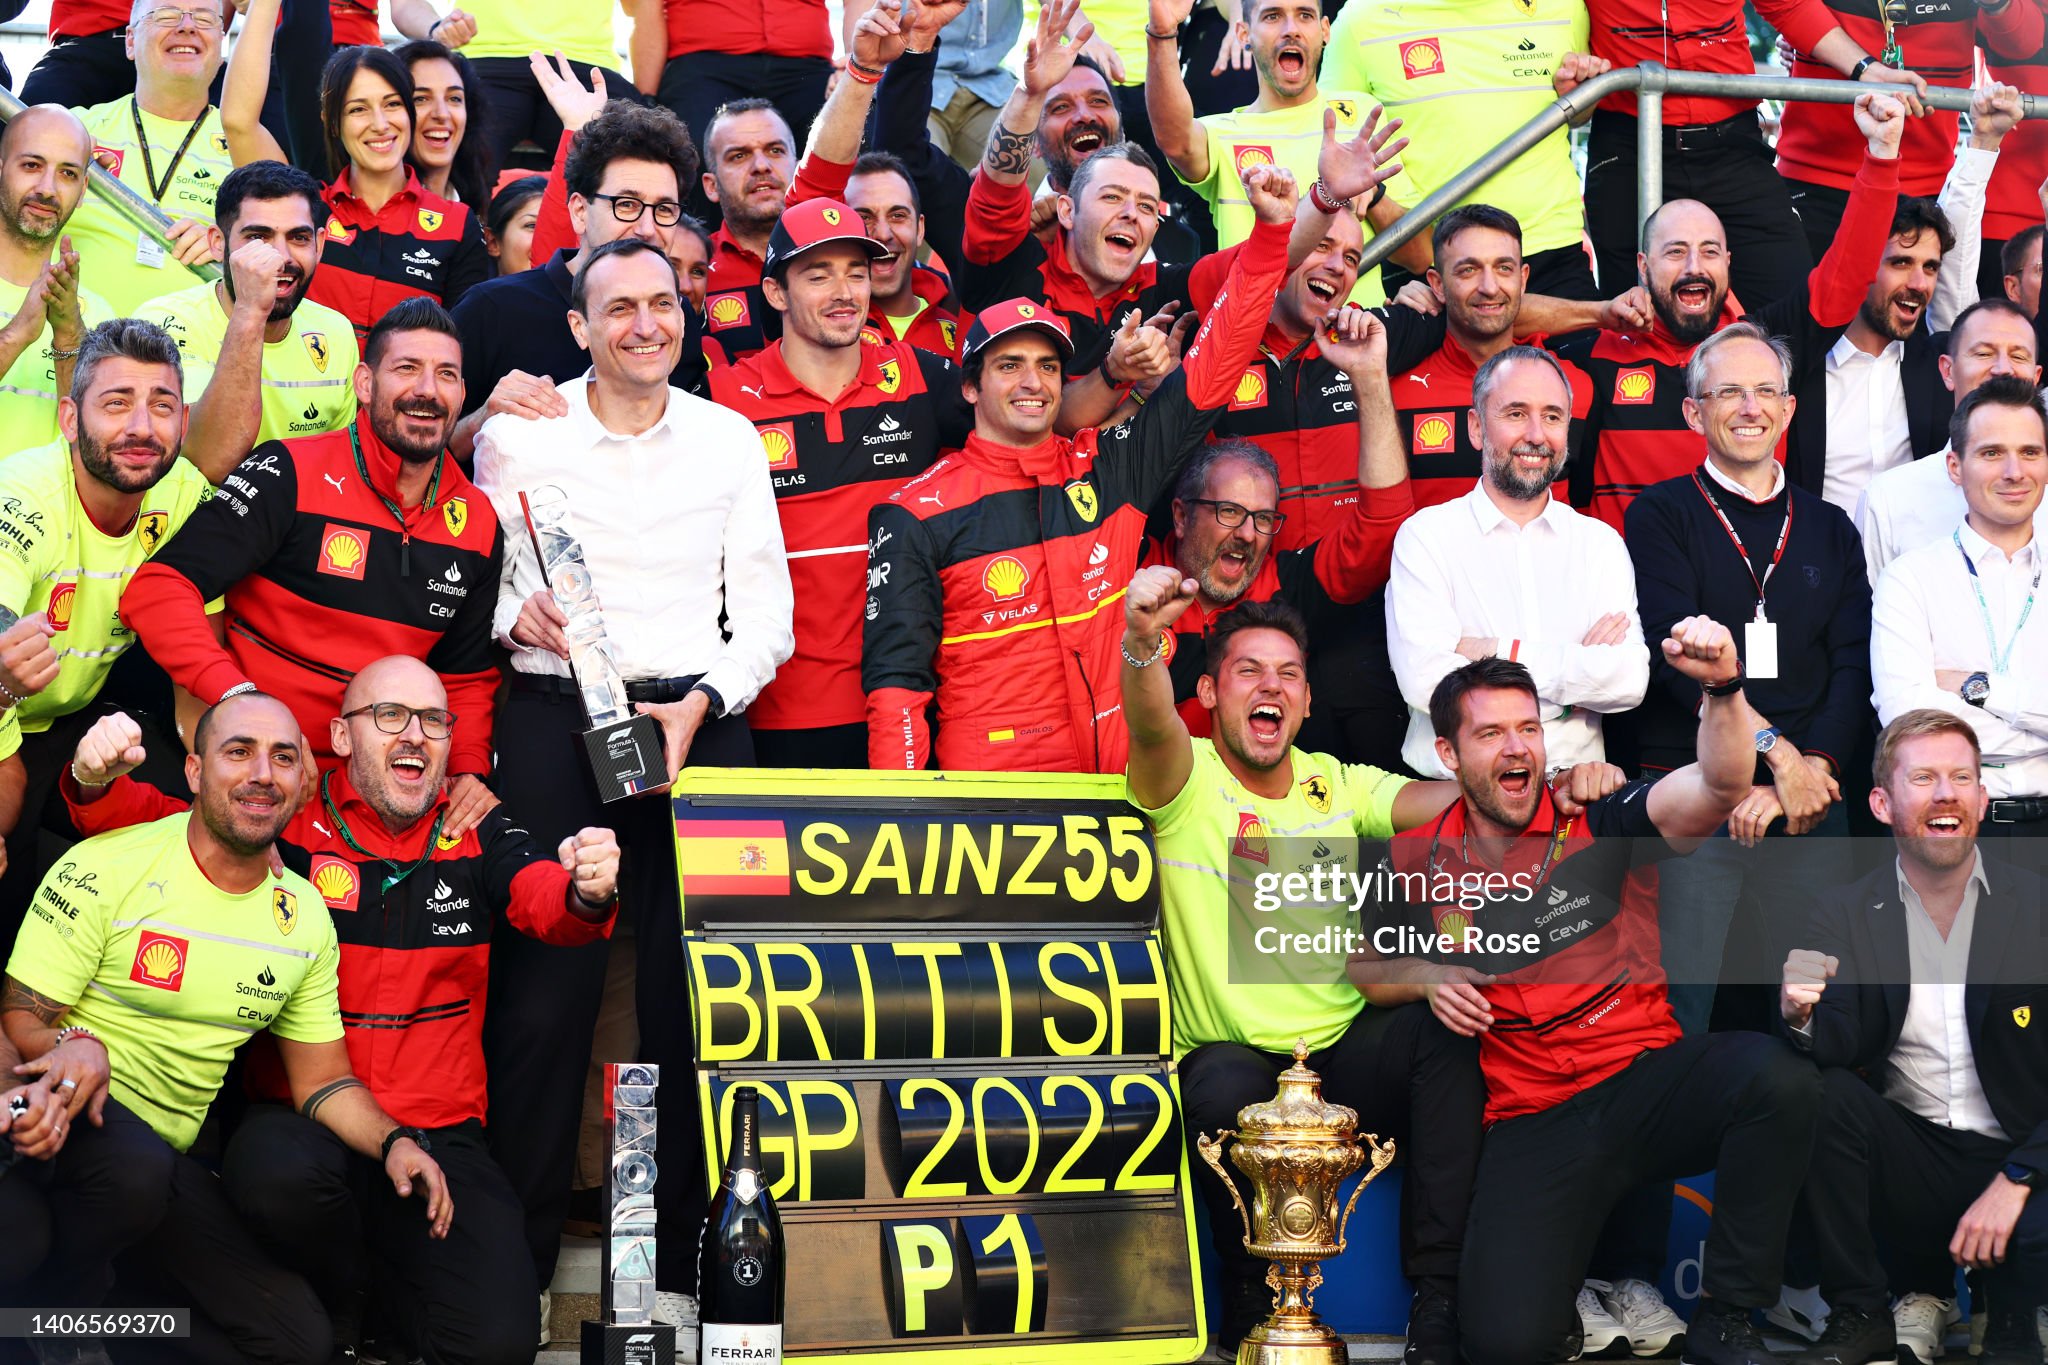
[340,703,456,740]
[141,6,223,28]
[1185,498,1286,536]
[589,193,684,228]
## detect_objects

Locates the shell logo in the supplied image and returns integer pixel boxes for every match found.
[707,293,751,331]
[1412,412,1456,455]
[1435,909,1472,944]
[983,555,1029,601]
[129,931,189,991]
[1232,810,1269,865]
[318,523,369,581]
[1229,366,1268,410]
[46,582,75,633]
[311,856,361,911]
[759,425,798,470]
[1399,38,1445,78]
[1233,145,1276,179]
[1614,367,1655,404]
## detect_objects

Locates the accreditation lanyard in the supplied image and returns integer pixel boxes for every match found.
[351,424,441,577]
[131,99,208,204]
[1955,529,2040,676]
[321,770,447,895]
[1692,472,1791,622]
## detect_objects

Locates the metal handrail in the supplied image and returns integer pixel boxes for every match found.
[0,86,223,284]
[1361,61,2046,278]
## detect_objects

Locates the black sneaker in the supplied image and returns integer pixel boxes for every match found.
[1403,1283,1459,1365]
[1788,1306,1897,1365]
[1977,1304,2046,1364]
[1680,1299,1775,1365]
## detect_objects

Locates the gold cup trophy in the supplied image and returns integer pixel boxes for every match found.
[1196,1041,1398,1365]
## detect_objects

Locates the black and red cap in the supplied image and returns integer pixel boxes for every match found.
[962,299,1075,362]
[764,198,888,277]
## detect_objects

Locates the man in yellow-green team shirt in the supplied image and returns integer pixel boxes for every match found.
[1143,0,1426,305]
[1321,0,1607,300]
[138,161,358,459]
[0,319,213,932]
[0,688,450,1350]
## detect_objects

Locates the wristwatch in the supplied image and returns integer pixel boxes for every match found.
[2003,1160,2037,1188]
[381,1126,432,1162]
[1754,726,1781,755]
[1701,665,1746,698]
[1962,672,1991,708]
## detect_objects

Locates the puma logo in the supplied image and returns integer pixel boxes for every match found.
[323,474,347,496]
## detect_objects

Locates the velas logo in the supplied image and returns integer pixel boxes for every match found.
[1230,366,1268,411]
[1232,810,1269,865]
[138,510,169,555]
[1233,145,1276,179]
[759,424,798,470]
[130,931,189,991]
[310,856,360,911]
[1412,412,1455,454]
[983,555,1029,601]
[1614,367,1655,404]
[707,293,751,331]
[318,523,369,580]
[46,582,75,633]
[442,496,467,538]
[303,333,329,373]
[1400,38,1445,78]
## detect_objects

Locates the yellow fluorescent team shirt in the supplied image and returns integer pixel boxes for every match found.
[66,97,231,317]
[1322,0,1592,256]
[459,0,615,70]
[138,282,359,443]
[0,276,111,458]
[1187,93,1419,305]
[0,440,212,760]
[1134,738,1410,1058]
[4,812,340,1152]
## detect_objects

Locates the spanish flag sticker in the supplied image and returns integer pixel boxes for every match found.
[676,818,791,896]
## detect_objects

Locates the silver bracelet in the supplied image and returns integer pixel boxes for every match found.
[70,762,109,790]
[1121,634,1167,668]
[219,681,259,701]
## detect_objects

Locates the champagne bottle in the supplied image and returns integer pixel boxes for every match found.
[698,1086,785,1362]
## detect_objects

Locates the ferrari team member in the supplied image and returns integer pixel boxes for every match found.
[122,298,504,826]
[59,657,618,1360]
[847,152,969,362]
[861,162,1299,774]
[0,106,108,463]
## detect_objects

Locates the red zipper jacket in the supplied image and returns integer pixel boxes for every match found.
[310,168,490,343]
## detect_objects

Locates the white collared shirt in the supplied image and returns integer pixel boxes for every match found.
[1857,446,1963,583]
[1825,332,1913,514]
[1887,851,2007,1140]
[1701,452,1786,504]
[1386,481,1649,777]
[1871,520,2048,797]
[472,376,795,713]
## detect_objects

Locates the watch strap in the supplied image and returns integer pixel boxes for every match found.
[1701,667,1746,698]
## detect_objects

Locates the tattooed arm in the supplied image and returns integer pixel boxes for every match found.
[982,0,1094,187]
[0,973,71,1060]
[1,974,109,1135]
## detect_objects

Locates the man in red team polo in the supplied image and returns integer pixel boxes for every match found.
[861,163,1300,774]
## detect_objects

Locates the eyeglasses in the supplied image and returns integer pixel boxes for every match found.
[1186,498,1287,536]
[1699,384,1786,405]
[340,703,456,739]
[589,193,684,228]
[140,6,223,28]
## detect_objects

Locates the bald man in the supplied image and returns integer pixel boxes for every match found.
[59,655,621,1361]
[0,104,110,459]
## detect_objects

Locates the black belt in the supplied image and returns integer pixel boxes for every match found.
[1666,110,1759,154]
[1988,797,2048,824]
[511,672,704,704]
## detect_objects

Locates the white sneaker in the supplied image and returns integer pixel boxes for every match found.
[1766,1284,1832,1343]
[1892,1292,1959,1365]
[539,1291,552,1348]
[1574,1282,1632,1360]
[1597,1278,1688,1357]
[655,1293,700,1364]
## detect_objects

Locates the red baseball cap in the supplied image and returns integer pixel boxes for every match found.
[963,299,1074,362]
[764,198,888,276]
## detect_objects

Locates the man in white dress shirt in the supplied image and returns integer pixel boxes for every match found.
[1859,298,2042,581]
[1386,344,1649,778]
[1871,376,2048,843]
[471,236,794,1309]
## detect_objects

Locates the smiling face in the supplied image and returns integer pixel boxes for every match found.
[846,169,922,308]
[1058,158,1162,294]
[1950,398,2048,537]
[571,247,683,391]
[1275,212,1362,337]
[408,55,467,180]
[222,193,322,322]
[671,228,710,316]
[1942,306,2040,399]
[186,694,305,857]
[571,157,681,255]
[1683,334,1793,472]
[1432,224,1526,347]
[1241,0,1327,102]
[764,242,872,350]
[966,332,1064,444]
[333,656,450,829]
[1174,456,1279,609]
[486,192,540,276]
[1040,67,1120,185]
[1859,227,1943,342]
[0,108,90,248]
[1639,200,1730,345]
[1873,729,1986,874]
[340,67,411,180]
[1436,685,1546,835]
[1471,355,1571,502]
[704,109,794,237]
[61,356,185,496]
[128,3,225,90]
[1198,626,1309,773]
[357,329,463,463]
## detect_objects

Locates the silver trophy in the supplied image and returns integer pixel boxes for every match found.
[583,1063,676,1365]
[518,487,667,802]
